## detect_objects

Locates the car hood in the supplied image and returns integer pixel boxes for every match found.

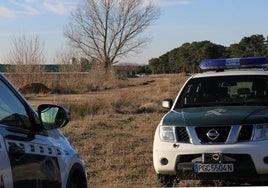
[162,106,268,126]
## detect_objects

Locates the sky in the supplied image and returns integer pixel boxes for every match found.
[1,0,268,65]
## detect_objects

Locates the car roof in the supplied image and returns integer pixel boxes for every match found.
[191,69,268,79]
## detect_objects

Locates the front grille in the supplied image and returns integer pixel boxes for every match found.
[176,127,190,143]
[238,125,253,141]
[175,125,253,144]
[195,125,253,144]
[196,126,231,143]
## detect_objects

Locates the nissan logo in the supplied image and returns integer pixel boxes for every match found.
[206,129,220,141]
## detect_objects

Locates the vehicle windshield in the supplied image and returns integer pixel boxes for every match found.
[175,75,268,109]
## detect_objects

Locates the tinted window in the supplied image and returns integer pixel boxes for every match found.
[0,80,31,128]
[175,75,268,108]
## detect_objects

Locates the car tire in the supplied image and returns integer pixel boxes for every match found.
[67,164,87,188]
[157,174,178,187]
[250,181,268,186]
[67,181,79,188]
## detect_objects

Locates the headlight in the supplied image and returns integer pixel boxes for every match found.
[254,124,268,140]
[160,126,176,142]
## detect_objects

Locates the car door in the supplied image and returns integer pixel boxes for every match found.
[3,128,62,188]
[0,78,61,187]
[0,133,13,188]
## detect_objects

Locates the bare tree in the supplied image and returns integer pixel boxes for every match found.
[6,34,46,85]
[64,0,159,73]
[7,34,46,73]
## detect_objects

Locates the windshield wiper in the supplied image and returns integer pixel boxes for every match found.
[175,103,219,108]
[175,99,268,109]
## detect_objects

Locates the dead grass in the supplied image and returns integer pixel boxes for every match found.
[63,113,161,187]
[24,73,192,187]
[5,72,156,94]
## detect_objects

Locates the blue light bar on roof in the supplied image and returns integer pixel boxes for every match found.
[200,57,268,70]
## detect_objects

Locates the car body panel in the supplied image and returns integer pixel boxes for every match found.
[0,133,13,188]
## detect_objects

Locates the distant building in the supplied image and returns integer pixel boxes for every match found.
[113,65,129,78]
[112,62,136,78]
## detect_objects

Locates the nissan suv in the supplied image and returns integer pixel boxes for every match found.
[153,57,268,186]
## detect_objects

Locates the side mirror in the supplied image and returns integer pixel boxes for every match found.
[37,104,70,130]
[162,98,173,109]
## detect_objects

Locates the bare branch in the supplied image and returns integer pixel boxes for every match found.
[6,34,46,73]
[64,0,159,72]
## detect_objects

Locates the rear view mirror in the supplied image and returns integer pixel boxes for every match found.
[222,81,237,87]
[38,104,71,130]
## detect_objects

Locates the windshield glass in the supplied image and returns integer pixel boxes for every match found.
[175,75,268,108]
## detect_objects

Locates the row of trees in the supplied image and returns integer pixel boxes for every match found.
[148,34,268,74]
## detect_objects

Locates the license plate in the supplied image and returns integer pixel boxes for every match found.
[194,163,234,173]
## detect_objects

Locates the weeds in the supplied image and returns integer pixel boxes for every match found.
[62,113,161,187]
[5,72,155,94]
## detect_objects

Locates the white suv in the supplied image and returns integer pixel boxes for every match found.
[0,73,87,188]
[153,57,268,186]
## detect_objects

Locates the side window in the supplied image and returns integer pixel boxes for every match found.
[0,81,31,129]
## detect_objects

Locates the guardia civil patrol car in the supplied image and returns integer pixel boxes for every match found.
[153,57,268,186]
[0,73,87,188]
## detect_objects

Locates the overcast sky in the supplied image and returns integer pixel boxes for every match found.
[1,0,268,64]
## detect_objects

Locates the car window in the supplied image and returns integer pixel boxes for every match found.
[0,80,31,129]
[176,75,268,108]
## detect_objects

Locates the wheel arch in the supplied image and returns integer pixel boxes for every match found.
[66,163,88,188]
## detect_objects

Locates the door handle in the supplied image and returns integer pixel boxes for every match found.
[9,144,25,155]
[9,144,26,162]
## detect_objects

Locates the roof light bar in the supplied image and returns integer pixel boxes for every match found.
[200,57,268,70]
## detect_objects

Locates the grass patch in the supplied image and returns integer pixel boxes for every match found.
[63,113,162,187]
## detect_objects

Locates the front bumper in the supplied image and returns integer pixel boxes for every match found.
[175,153,260,182]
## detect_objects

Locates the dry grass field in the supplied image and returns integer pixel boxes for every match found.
[8,73,192,187]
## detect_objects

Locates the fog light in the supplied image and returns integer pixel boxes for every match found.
[263,156,268,164]
[160,158,168,166]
